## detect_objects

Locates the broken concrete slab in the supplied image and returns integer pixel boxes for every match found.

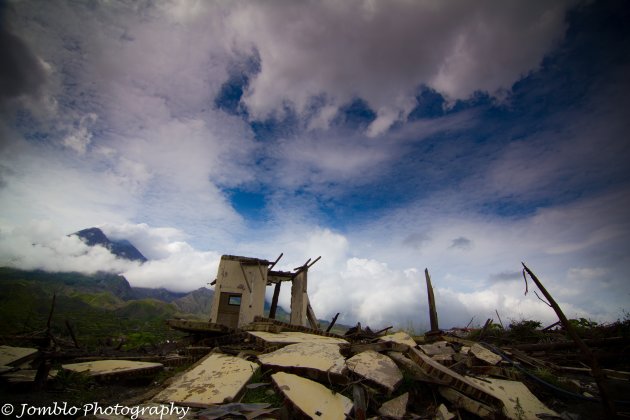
[469,343,502,365]
[467,365,521,380]
[346,350,403,394]
[378,392,409,419]
[435,403,456,420]
[154,353,259,407]
[0,345,38,367]
[246,330,348,347]
[387,351,449,384]
[439,386,494,418]
[61,360,163,379]
[431,353,454,365]
[466,377,558,419]
[257,342,347,381]
[271,371,352,420]
[379,331,417,347]
[418,341,454,357]
[346,341,410,355]
[407,348,502,408]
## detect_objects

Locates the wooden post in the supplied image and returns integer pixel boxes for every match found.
[425,268,440,333]
[269,282,281,319]
[268,252,283,270]
[495,309,504,329]
[326,313,340,333]
[522,263,616,418]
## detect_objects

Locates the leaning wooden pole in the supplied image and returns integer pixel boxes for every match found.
[425,268,440,334]
[269,282,282,319]
[522,263,615,418]
[326,312,340,333]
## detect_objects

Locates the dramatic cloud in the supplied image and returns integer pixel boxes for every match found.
[0,14,47,101]
[228,0,576,134]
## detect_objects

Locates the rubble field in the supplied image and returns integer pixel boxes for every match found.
[1,314,629,419]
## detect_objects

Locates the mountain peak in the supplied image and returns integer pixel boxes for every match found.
[73,227,148,263]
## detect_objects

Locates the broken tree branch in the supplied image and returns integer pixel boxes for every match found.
[533,290,552,307]
[521,262,616,418]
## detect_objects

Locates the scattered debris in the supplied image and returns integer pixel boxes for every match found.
[2,256,628,419]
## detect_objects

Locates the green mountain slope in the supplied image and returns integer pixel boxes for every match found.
[0,268,187,349]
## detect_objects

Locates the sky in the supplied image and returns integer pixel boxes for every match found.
[1,0,629,330]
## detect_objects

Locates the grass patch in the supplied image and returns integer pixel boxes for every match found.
[240,369,283,406]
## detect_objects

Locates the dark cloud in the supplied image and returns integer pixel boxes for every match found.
[450,236,472,250]
[0,9,46,100]
[402,232,431,250]
[488,271,522,283]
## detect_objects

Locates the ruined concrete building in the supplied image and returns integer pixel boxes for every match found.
[177,254,321,332]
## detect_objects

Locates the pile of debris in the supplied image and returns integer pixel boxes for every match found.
[2,256,628,418]
[2,315,629,419]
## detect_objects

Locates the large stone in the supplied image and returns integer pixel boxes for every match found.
[154,353,259,407]
[272,372,352,419]
[346,350,402,394]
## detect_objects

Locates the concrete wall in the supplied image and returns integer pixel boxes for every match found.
[210,255,268,327]
[290,271,308,326]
